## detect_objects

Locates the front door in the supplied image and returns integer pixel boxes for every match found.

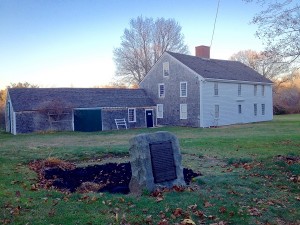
[146,109,154,128]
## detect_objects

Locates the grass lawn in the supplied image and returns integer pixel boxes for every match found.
[0,114,299,225]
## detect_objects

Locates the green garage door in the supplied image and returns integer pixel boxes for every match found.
[74,109,102,132]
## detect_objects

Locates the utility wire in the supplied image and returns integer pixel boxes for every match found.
[210,0,221,48]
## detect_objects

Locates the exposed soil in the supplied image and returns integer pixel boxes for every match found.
[43,162,200,194]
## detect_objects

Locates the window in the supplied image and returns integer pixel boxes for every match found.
[158,83,165,98]
[238,84,242,96]
[157,104,164,118]
[180,104,187,119]
[214,82,218,96]
[180,82,187,97]
[262,104,265,115]
[254,104,257,116]
[163,62,169,76]
[254,85,257,96]
[215,105,219,118]
[262,85,265,96]
[238,104,242,114]
[128,108,136,122]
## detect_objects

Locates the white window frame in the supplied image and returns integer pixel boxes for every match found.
[262,104,265,115]
[254,85,257,96]
[163,62,169,76]
[262,85,265,96]
[128,108,136,122]
[214,82,218,96]
[238,104,242,114]
[254,104,257,116]
[215,105,219,118]
[158,83,165,98]
[180,82,187,97]
[157,104,163,118]
[238,84,242,96]
[180,104,187,119]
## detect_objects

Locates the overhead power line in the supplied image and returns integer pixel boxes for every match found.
[210,0,221,48]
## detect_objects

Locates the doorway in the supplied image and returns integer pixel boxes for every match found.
[145,109,154,128]
[74,109,102,132]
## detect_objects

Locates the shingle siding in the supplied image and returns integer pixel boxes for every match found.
[6,88,156,134]
[15,111,73,133]
[141,53,201,127]
[101,107,156,130]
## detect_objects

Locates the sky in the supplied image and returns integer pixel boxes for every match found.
[0,0,265,89]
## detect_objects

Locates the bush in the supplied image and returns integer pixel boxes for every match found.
[273,86,300,115]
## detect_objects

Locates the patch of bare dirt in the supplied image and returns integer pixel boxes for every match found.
[29,156,201,194]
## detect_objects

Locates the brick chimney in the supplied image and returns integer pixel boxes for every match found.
[195,45,210,59]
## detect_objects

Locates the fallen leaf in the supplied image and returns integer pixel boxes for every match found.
[243,163,252,170]
[248,207,261,216]
[145,215,152,223]
[90,196,98,203]
[156,196,164,202]
[181,219,196,225]
[15,191,21,198]
[30,184,38,191]
[208,215,216,220]
[158,218,169,225]
[10,206,21,215]
[159,211,166,219]
[194,210,205,218]
[48,208,55,217]
[219,206,227,213]
[226,168,233,172]
[118,197,125,203]
[173,208,183,217]
[188,204,197,211]
[173,185,185,192]
[204,201,213,208]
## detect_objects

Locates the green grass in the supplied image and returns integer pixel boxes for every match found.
[0,114,299,224]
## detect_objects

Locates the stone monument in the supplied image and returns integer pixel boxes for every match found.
[129,131,186,194]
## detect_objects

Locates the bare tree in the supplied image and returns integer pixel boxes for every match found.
[114,16,189,85]
[244,0,300,65]
[8,82,39,88]
[230,50,290,81]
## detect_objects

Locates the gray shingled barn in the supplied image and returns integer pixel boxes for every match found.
[5,88,156,134]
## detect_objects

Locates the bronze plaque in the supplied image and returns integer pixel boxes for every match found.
[149,141,177,183]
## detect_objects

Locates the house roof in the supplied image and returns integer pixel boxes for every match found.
[167,51,273,84]
[8,88,155,112]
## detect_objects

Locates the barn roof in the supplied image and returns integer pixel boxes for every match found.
[167,51,273,84]
[8,88,155,112]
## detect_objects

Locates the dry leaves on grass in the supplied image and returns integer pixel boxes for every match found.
[28,157,75,189]
[248,207,262,216]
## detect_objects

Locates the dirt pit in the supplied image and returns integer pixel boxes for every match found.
[43,162,200,194]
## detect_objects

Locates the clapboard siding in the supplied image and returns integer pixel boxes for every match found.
[202,81,273,127]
